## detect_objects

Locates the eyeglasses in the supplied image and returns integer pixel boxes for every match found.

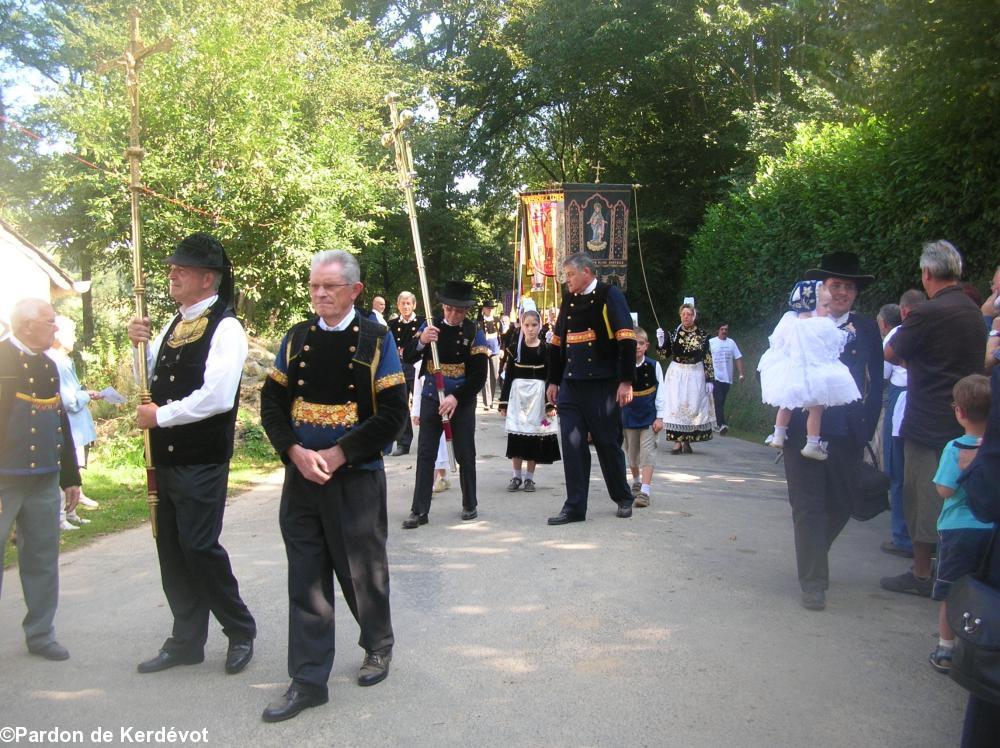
[310,283,353,292]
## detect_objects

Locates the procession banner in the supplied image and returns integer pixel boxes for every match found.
[520,191,564,290]
[563,183,630,288]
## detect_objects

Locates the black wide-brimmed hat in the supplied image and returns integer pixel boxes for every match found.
[164,232,228,270]
[804,251,874,288]
[164,232,235,307]
[438,280,476,308]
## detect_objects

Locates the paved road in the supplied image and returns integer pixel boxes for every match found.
[1,413,967,747]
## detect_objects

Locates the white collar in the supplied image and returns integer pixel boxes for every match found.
[582,278,598,295]
[318,308,357,332]
[10,335,36,355]
[832,311,851,327]
[399,313,417,323]
[179,295,218,320]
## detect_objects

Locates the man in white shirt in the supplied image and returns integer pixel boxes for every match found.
[127,233,256,677]
[708,324,744,434]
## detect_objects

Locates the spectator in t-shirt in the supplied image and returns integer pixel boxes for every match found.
[708,323,744,434]
[881,240,987,597]
[980,264,999,328]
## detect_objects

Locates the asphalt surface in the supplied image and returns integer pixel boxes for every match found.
[0,411,968,747]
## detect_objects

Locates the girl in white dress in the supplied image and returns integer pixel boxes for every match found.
[758,280,861,460]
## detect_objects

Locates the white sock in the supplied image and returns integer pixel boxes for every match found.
[524,472,534,482]
[512,469,522,479]
[774,426,788,438]
[640,484,651,495]
[806,435,820,445]
[938,637,955,650]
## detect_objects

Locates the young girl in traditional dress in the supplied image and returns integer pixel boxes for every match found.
[758,280,861,460]
[412,361,451,493]
[498,308,561,491]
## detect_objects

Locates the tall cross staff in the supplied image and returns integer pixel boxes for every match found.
[382,93,456,472]
[98,8,173,537]
[592,161,604,183]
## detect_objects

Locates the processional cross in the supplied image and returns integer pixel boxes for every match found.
[98,7,172,537]
[593,161,604,183]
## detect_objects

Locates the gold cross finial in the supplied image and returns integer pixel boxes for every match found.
[593,161,604,183]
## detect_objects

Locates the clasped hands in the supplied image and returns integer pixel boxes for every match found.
[288,443,348,485]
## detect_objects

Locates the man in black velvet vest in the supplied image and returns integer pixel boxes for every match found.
[1,298,80,661]
[127,233,256,675]
[259,249,408,723]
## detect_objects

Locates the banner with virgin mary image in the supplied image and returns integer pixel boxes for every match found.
[563,183,630,288]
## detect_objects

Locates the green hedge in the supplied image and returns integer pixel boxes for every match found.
[686,116,1000,329]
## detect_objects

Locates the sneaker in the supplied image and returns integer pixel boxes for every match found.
[66,512,90,525]
[77,495,100,509]
[522,479,536,492]
[59,520,80,532]
[928,646,953,673]
[506,477,523,492]
[433,478,450,493]
[718,424,729,435]
[765,433,785,449]
[800,442,828,461]
[879,570,933,597]
[801,590,826,611]
[631,482,642,497]
[634,493,650,508]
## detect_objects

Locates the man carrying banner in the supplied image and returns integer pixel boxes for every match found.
[546,254,637,524]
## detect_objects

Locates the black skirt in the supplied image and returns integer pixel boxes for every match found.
[505,433,561,464]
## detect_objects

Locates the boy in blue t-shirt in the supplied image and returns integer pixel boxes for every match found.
[928,374,994,673]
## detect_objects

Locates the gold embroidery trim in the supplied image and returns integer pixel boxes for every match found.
[566,330,597,344]
[166,314,209,348]
[269,369,288,386]
[431,363,466,378]
[615,329,637,341]
[15,392,61,410]
[375,371,406,392]
[550,335,562,347]
[632,385,657,397]
[291,398,358,427]
[470,345,491,357]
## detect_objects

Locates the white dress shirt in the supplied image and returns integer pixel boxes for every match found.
[141,295,248,428]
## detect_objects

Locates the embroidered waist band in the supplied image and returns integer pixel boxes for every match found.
[15,393,61,410]
[566,330,597,344]
[291,398,358,428]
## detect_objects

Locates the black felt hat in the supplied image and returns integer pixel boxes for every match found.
[164,232,235,308]
[803,251,875,288]
[438,280,476,308]
[164,232,228,270]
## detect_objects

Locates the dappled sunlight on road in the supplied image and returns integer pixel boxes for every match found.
[657,471,701,483]
[537,539,600,551]
[449,605,488,615]
[445,644,538,674]
[29,689,104,701]
[423,545,509,556]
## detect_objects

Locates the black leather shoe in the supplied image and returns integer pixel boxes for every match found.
[137,649,204,674]
[401,512,428,529]
[547,511,585,525]
[461,508,478,521]
[225,638,254,675]
[357,647,392,687]
[801,590,826,611]
[616,502,633,519]
[391,446,410,457]
[261,686,328,723]
[28,640,69,661]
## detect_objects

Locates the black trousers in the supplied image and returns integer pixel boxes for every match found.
[782,433,861,593]
[411,395,477,515]
[396,364,416,451]
[557,378,632,517]
[155,464,256,655]
[280,467,393,696]
[713,381,731,427]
